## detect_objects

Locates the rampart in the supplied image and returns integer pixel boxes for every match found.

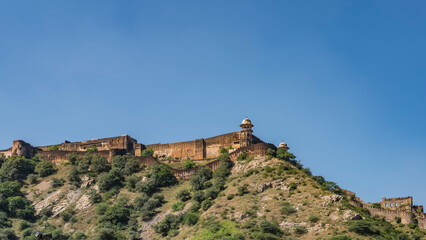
[145,132,268,161]
[365,206,414,224]
[229,142,277,161]
[381,197,413,211]
[37,135,137,154]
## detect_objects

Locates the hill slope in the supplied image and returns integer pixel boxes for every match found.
[0,152,425,240]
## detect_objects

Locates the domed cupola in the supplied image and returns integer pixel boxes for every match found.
[278,141,289,151]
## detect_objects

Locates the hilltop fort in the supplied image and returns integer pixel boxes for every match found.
[0,118,424,230]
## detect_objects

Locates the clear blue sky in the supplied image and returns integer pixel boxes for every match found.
[1,1,425,204]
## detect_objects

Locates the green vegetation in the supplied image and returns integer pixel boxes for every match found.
[141,148,154,157]
[183,158,196,169]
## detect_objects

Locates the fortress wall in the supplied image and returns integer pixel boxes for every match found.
[205,132,240,158]
[229,142,276,161]
[381,197,412,211]
[418,215,426,229]
[0,148,12,158]
[146,139,205,160]
[37,135,137,153]
[366,206,414,225]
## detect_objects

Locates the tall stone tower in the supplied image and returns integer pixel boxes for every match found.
[239,117,254,148]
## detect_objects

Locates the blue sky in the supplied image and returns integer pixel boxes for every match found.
[0,1,425,204]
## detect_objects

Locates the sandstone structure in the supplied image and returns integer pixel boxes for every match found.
[348,192,426,229]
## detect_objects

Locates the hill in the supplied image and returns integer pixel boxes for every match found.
[0,149,425,240]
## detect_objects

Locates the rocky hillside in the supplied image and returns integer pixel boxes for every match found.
[0,151,425,240]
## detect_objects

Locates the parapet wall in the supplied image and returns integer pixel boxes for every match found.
[37,135,137,154]
[229,142,277,161]
[145,132,270,161]
[366,206,414,224]
[381,197,413,211]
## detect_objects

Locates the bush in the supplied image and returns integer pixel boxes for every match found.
[237,184,249,196]
[135,179,155,195]
[101,204,130,226]
[183,158,196,169]
[0,156,35,181]
[147,164,178,188]
[27,174,38,184]
[49,145,59,151]
[0,228,16,240]
[61,205,75,222]
[190,167,213,190]
[172,201,185,211]
[67,153,78,165]
[68,167,81,185]
[407,222,417,229]
[176,189,191,201]
[281,202,297,215]
[192,190,205,203]
[190,201,201,213]
[371,203,381,209]
[152,193,165,203]
[204,188,219,200]
[293,225,308,235]
[87,189,101,204]
[36,161,57,177]
[52,178,65,188]
[309,215,320,223]
[201,199,213,211]
[266,148,275,157]
[348,220,379,235]
[227,194,235,200]
[7,196,34,220]
[141,148,154,157]
[237,152,247,161]
[124,157,140,175]
[91,155,110,173]
[183,212,199,225]
[95,203,109,215]
[133,194,149,211]
[125,174,140,190]
[94,228,117,240]
[259,220,282,235]
[0,181,22,198]
[153,214,183,236]
[86,146,98,152]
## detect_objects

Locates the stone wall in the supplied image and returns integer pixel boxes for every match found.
[145,138,206,160]
[381,197,413,211]
[145,132,268,160]
[366,206,414,224]
[229,142,277,161]
[37,135,137,154]
[0,148,12,158]
[418,215,426,229]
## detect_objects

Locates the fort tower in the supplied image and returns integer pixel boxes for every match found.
[239,117,254,148]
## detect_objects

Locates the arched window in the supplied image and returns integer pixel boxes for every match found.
[390,203,393,207]
[395,203,398,207]
[386,203,388,207]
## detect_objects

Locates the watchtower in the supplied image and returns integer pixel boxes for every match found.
[239,117,254,148]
